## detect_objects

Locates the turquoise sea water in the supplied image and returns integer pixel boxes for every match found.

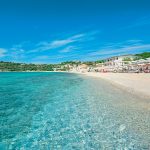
[0,72,150,150]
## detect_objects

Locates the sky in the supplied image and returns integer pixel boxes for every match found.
[0,0,150,63]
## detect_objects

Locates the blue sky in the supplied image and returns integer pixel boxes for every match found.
[0,0,150,63]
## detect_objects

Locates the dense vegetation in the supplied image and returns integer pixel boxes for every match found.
[0,62,54,71]
[135,52,150,60]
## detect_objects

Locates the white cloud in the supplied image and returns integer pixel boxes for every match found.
[30,33,85,53]
[50,39,74,48]
[0,48,7,57]
[59,46,76,53]
[69,33,85,39]
[0,30,100,63]
[88,40,150,57]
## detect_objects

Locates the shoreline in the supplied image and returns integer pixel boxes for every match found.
[73,72,150,99]
[1,71,150,99]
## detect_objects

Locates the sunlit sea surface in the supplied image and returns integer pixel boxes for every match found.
[0,72,150,150]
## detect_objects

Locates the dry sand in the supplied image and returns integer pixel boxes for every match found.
[78,72,150,99]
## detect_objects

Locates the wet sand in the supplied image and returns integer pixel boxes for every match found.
[75,72,150,99]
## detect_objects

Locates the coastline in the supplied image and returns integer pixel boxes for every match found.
[1,71,150,99]
[73,72,150,99]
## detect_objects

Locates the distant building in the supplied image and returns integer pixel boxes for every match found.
[104,55,135,66]
[67,54,150,73]
[100,55,136,72]
[76,64,89,72]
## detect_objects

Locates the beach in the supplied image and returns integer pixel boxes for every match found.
[76,72,150,98]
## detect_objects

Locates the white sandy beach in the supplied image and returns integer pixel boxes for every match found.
[77,72,150,98]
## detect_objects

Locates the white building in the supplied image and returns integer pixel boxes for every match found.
[102,55,136,72]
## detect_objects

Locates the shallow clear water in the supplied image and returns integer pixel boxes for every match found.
[0,72,150,150]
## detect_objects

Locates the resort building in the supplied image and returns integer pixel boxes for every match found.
[67,54,150,73]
